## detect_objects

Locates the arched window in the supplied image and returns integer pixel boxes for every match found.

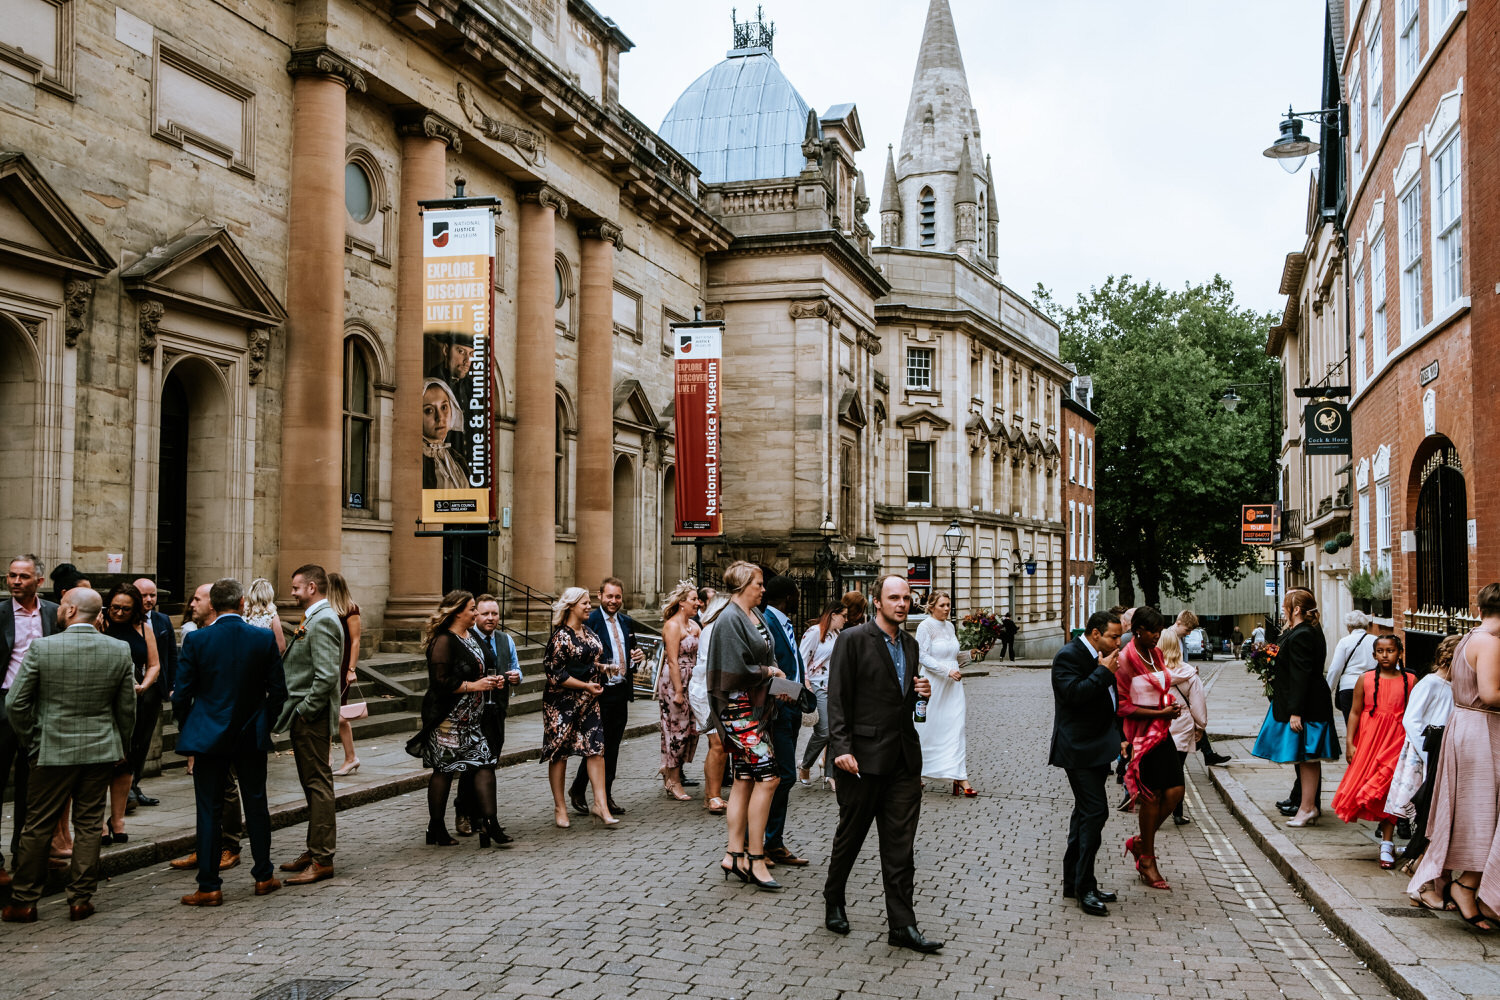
[919,187,936,247]
[343,336,375,510]
[555,397,569,529]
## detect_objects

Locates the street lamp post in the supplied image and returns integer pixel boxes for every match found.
[816,511,842,603]
[942,518,967,609]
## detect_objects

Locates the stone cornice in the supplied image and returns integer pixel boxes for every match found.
[875,302,1073,381]
[286,47,367,93]
[519,185,569,219]
[712,230,889,298]
[396,111,463,152]
[578,220,623,247]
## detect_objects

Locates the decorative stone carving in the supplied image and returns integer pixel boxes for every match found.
[856,330,883,356]
[457,82,545,165]
[520,185,569,219]
[578,220,624,247]
[248,327,271,384]
[18,317,40,342]
[788,299,830,321]
[138,300,165,364]
[704,305,725,322]
[641,435,656,467]
[63,278,92,348]
[286,48,367,93]
[396,111,463,152]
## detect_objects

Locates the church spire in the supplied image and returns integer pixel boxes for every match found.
[896,0,982,181]
[880,144,901,246]
[954,135,977,257]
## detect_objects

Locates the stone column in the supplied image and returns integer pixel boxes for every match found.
[279,49,365,580]
[386,112,462,629]
[513,186,567,590]
[575,221,622,592]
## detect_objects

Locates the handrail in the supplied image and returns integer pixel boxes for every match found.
[457,555,555,649]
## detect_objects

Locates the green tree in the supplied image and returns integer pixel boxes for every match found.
[1037,275,1280,608]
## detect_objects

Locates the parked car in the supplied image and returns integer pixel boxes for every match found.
[1184,628,1213,661]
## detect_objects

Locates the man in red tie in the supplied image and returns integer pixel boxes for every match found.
[570,578,642,816]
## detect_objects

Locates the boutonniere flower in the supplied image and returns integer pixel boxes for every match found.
[293,623,308,640]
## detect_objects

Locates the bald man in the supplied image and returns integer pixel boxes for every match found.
[129,578,177,807]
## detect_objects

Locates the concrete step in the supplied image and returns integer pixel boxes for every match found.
[160,696,418,760]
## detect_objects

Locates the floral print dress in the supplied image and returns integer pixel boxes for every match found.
[541,625,606,762]
[658,631,700,768]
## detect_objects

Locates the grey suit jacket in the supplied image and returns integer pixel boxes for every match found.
[5,624,136,767]
[273,599,344,736]
[1,596,61,685]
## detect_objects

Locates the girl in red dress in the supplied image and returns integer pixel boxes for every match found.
[1331,634,1415,869]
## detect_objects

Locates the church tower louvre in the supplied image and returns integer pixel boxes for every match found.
[890,0,988,263]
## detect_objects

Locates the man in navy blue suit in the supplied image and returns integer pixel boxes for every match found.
[173,578,287,906]
[761,575,809,866]
[570,577,641,815]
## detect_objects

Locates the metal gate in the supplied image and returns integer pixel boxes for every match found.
[1415,444,1468,612]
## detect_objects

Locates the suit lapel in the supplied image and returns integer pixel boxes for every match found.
[868,622,903,693]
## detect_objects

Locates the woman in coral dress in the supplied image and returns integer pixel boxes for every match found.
[1331,634,1414,870]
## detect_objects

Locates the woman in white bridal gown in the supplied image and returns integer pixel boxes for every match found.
[916,592,977,795]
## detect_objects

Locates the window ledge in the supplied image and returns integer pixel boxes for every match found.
[1353,296,1469,406]
[342,517,392,533]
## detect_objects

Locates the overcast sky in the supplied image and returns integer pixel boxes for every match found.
[606,0,1328,315]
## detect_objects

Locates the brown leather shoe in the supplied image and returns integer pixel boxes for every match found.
[68,901,96,922]
[254,878,281,896]
[1,905,36,923]
[180,890,223,906]
[766,845,810,866]
[220,850,241,870]
[0,866,11,887]
[284,862,334,885]
[168,852,198,870]
[279,851,312,873]
[46,857,68,870]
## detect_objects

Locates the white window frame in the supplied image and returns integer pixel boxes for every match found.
[905,346,934,391]
[1353,265,1367,389]
[1086,505,1094,561]
[1399,177,1424,341]
[906,439,933,506]
[1432,132,1462,309]
[1085,438,1094,488]
[1068,429,1077,482]
[1368,15,1385,137]
[1348,66,1363,182]
[1069,501,1077,559]
[1358,489,1371,570]
[1397,0,1420,93]
[1376,480,1392,572]
[1371,230,1389,369]
[1430,0,1456,41]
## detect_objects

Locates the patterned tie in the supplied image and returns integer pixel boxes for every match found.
[609,616,625,676]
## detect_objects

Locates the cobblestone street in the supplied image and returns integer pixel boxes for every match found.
[4,667,1392,1000]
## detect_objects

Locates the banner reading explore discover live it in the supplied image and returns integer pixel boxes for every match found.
[421,207,494,524]
[672,323,724,537]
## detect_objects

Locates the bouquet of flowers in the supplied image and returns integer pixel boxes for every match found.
[1246,643,1279,699]
[957,610,1002,657]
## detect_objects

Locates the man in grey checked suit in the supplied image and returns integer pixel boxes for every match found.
[272,564,344,885]
[2,588,135,922]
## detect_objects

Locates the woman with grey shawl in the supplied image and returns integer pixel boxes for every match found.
[706,561,787,891]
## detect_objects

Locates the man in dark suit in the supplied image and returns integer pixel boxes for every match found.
[0,555,59,886]
[129,576,176,807]
[1049,609,1124,917]
[824,574,942,954]
[761,575,809,866]
[570,576,641,815]
[173,578,287,906]
[456,594,520,843]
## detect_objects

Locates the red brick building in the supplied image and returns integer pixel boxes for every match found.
[1343,0,1490,665]
[1062,377,1097,635]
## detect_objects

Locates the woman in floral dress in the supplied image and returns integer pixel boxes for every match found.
[542,587,615,828]
[657,581,701,800]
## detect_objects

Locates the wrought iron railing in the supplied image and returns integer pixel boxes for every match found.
[456,555,555,649]
[1404,606,1481,635]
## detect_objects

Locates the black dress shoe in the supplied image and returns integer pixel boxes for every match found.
[132,785,160,806]
[607,799,626,815]
[1278,803,1299,817]
[1204,753,1232,767]
[887,925,943,953]
[1079,890,1110,917]
[681,778,700,787]
[1066,885,1117,902]
[1174,814,1193,826]
[569,792,589,816]
[1276,797,1295,810]
[825,903,850,935]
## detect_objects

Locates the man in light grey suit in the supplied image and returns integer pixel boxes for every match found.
[2,588,135,922]
[272,564,344,885]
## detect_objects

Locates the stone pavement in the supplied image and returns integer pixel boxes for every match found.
[1200,653,1499,1000]
[0,667,1391,1000]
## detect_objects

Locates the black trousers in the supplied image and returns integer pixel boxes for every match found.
[762,709,800,850]
[457,703,507,818]
[998,636,1016,660]
[191,749,273,890]
[572,690,628,799]
[1063,765,1110,896]
[0,695,29,867]
[823,762,922,930]
[129,687,162,783]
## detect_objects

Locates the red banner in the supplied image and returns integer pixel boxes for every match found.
[673,324,723,537]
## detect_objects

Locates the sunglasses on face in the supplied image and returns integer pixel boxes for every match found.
[109,604,133,615]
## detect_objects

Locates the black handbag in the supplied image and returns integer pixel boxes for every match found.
[796,686,818,714]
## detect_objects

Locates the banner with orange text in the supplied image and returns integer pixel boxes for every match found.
[672,323,723,537]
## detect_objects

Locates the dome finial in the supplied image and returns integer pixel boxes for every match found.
[732,5,776,53]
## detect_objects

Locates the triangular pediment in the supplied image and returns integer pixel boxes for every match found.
[0,152,114,278]
[895,407,950,431]
[612,378,660,430]
[838,390,867,429]
[121,226,284,326]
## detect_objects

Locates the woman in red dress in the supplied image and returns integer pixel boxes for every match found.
[1331,634,1414,869]
[1115,607,1185,891]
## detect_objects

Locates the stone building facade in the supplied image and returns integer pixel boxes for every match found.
[1,0,1071,653]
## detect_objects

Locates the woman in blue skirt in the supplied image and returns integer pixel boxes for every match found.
[1252,588,1340,827]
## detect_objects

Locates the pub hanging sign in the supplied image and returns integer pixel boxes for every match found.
[1304,401,1352,456]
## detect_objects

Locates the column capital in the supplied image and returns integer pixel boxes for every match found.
[286,47,368,93]
[578,220,623,247]
[788,297,830,322]
[138,299,165,364]
[63,277,93,348]
[519,184,569,219]
[396,111,463,152]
